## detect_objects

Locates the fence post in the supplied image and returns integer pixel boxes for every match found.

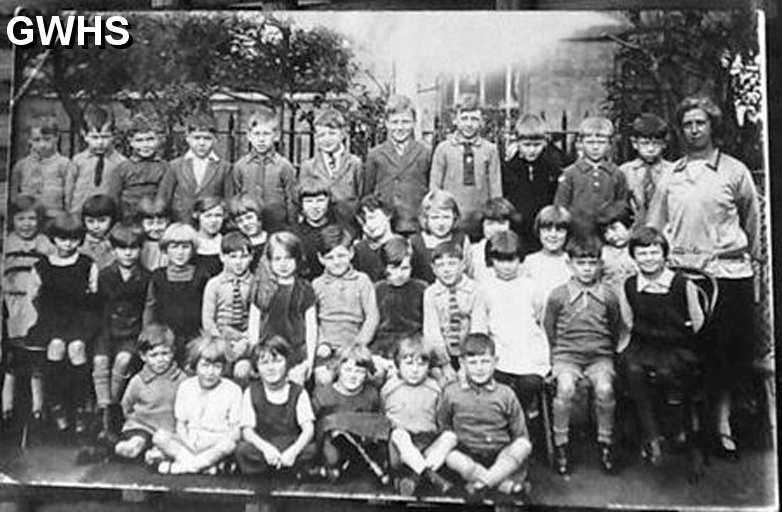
[288,102,297,165]
[227,113,236,164]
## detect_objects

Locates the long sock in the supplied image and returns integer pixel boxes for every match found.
[71,363,92,409]
[110,372,130,404]
[46,360,67,409]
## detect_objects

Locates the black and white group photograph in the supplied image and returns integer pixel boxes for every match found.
[0,4,778,512]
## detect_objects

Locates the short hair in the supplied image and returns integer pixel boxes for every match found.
[419,189,460,231]
[676,96,723,136]
[247,107,278,130]
[8,194,45,222]
[137,322,175,354]
[455,93,481,114]
[337,342,375,375]
[82,105,115,133]
[221,230,252,254]
[136,195,169,219]
[109,222,145,248]
[565,236,602,259]
[461,332,495,357]
[597,202,634,233]
[265,231,303,267]
[184,111,217,133]
[514,113,548,140]
[29,114,58,136]
[298,179,331,202]
[159,222,199,251]
[316,224,353,255]
[228,194,264,219]
[385,95,416,120]
[480,197,518,224]
[628,226,669,259]
[393,334,431,367]
[186,334,229,372]
[192,195,224,220]
[631,113,668,140]
[356,194,393,223]
[46,213,85,242]
[380,236,411,267]
[577,116,614,138]
[534,205,572,233]
[431,240,463,263]
[81,194,118,222]
[314,107,346,129]
[251,334,292,366]
[128,113,160,136]
[485,230,522,265]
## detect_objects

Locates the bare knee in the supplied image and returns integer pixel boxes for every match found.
[47,339,66,361]
[152,429,173,447]
[67,340,87,365]
[556,377,577,402]
[594,379,615,403]
[113,352,132,374]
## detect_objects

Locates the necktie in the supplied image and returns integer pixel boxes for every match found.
[462,143,475,186]
[641,164,656,211]
[447,286,462,352]
[231,278,247,330]
[325,151,337,176]
[93,154,105,187]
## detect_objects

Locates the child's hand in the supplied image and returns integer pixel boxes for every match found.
[442,365,457,385]
[231,338,250,359]
[279,447,298,468]
[262,445,282,467]
[288,362,309,386]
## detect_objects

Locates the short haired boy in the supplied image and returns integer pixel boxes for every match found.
[437,334,531,496]
[553,116,630,237]
[293,180,337,281]
[298,108,364,225]
[430,94,502,235]
[107,113,172,221]
[157,111,233,224]
[502,113,563,254]
[353,195,397,282]
[232,108,298,233]
[422,241,487,383]
[66,105,128,215]
[11,115,76,218]
[115,324,185,461]
[312,225,379,385]
[364,95,431,235]
[618,113,673,227]
[543,237,622,475]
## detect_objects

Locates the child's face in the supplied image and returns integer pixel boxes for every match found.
[569,256,601,285]
[397,351,429,386]
[432,255,463,287]
[461,351,497,386]
[426,209,455,238]
[197,205,224,236]
[256,350,288,387]
[247,123,277,154]
[12,210,38,240]
[632,137,665,164]
[269,244,297,281]
[83,127,114,155]
[301,195,329,225]
[186,130,216,158]
[337,358,368,393]
[141,345,174,375]
[386,256,412,287]
[84,215,112,239]
[632,245,666,276]
[518,139,546,162]
[166,241,193,267]
[114,245,141,268]
[52,236,80,257]
[315,125,344,153]
[318,245,353,278]
[360,208,391,241]
[142,216,168,241]
[482,219,509,240]
[195,357,224,390]
[492,256,521,281]
[455,109,482,140]
[221,248,252,276]
[539,225,567,254]
[29,128,57,157]
[603,221,630,248]
[580,133,611,163]
[386,112,415,144]
[235,211,261,237]
[129,131,160,159]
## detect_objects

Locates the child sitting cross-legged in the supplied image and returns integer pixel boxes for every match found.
[235,335,317,476]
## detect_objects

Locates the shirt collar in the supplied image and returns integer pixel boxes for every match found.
[130,153,161,163]
[567,278,606,304]
[321,144,345,160]
[575,158,611,174]
[248,150,278,164]
[218,270,252,284]
[636,268,675,292]
[431,275,472,295]
[459,374,496,391]
[139,362,182,384]
[185,149,220,162]
[88,148,116,159]
[320,267,359,283]
[673,149,721,173]
[450,133,482,147]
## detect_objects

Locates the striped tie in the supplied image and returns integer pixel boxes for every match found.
[231,278,247,330]
[447,286,462,353]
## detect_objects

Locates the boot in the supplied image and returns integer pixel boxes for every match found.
[96,407,118,446]
[554,443,570,475]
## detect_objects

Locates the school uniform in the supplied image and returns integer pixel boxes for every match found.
[202,270,254,336]
[261,278,316,366]
[11,152,74,217]
[107,155,170,221]
[298,148,363,224]
[120,363,186,443]
[364,139,431,234]
[312,268,377,351]
[232,150,298,233]
[66,148,127,214]
[382,376,441,464]
[372,278,427,358]
[618,157,673,228]
[95,262,151,357]
[292,218,336,282]
[157,150,233,224]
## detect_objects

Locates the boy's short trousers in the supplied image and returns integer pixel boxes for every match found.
[94,336,137,359]
[314,342,340,370]
[119,428,153,448]
[389,431,439,469]
[551,356,614,382]
[456,443,501,468]
[4,344,46,378]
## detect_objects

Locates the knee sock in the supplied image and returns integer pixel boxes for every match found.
[46,360,67,410]
[552,395,572,446]
[70,363,92,410]
[595,395,616,445]
[110,372,130,404]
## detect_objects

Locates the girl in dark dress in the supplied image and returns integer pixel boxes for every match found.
[191,195,224,279]
[28,213,100,435]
